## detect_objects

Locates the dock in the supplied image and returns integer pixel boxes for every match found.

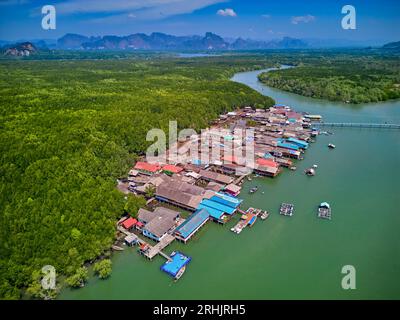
[143,234,175,261]
[231,207,261,234]
[118,225,174,261]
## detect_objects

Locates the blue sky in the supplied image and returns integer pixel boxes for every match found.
[0,0,399,42]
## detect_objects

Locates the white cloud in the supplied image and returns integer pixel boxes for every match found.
[56,0,227,19]
[291,14,315,25]
[216,8,237,17]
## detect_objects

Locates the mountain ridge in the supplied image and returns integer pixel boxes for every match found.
[57,32,308,50]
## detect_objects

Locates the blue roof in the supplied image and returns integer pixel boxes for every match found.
[160,252,191,277]
[199,199,236,215]
[263,152,274,159]
[175,209,209,239]
[286,137,308,149]
[196,193,242,220]
[197,204,224,220]
[277,141,300,151]
[211,192,243,208]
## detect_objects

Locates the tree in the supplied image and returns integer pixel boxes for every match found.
[65,267,89,288]
[93,259,112,279]
[145,185,156,198]
[124,194,146,218]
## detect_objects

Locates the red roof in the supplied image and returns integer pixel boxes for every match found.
[122,217,137,229]
[136,221,144,228]
[134,162,160,173]
[256,158,279,168]
[162,164,183,174]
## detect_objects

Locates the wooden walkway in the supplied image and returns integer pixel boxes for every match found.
[314,122,400,129]
[117,225,174,261]
[145,234,175,261]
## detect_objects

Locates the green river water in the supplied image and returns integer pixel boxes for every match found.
[60,68,400,300]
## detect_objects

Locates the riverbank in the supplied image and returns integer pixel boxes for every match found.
[60,67,400,300]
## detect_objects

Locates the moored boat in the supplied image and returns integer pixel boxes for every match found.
[260,211,270,220]
[249,186,258,194]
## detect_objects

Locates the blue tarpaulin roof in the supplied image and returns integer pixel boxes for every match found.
[160,252,191,278]
[174,209,209,239]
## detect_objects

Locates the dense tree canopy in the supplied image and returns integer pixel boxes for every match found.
[0,55,274,299]
[258,54,400,103]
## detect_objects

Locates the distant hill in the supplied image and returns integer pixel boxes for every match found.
[57,32,307,51]
[3,42,37,56]
[382,41,400,50]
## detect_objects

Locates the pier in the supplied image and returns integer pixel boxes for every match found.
[314,122,400,129]
[117,225,174,261]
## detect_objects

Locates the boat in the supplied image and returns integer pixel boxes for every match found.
[249,186,258,194]
[260,211,270,220]
[289,166,297,171]
[328,143,336,149]
[175,266,186,280]
[247,176,252,181]
[318,202,332,220]
[312,164,318,168]
[304,168,315,176]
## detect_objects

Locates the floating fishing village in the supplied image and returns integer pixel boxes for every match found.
[115,104,334,280]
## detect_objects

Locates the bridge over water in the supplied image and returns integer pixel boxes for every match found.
[313,123,400,129]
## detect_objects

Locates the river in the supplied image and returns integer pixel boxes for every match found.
[60,68,400,300]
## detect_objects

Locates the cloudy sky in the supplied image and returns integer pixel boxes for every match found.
[0,0,399,42]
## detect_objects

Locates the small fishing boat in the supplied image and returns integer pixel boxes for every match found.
[328,143,336,149]
[175,266,186,280]
[289,166,297,171]
[249,186,258,194]
[260,211,270,220]
[304,168,315,176]
[318,202,332,220]
[312,164,318,168]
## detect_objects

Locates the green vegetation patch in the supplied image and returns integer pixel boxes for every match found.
[258,54,400,103]
[0,56,274,299]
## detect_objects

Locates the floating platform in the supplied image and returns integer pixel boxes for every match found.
[230,207,262,234]
[318,202,332,220]
[280,203,294,217]
[160,251,191,280]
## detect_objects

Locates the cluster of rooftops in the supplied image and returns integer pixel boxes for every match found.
[120,105,317,244]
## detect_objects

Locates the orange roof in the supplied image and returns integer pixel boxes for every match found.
[256,158,279,168]
[122,217,137,229]
[134,162,160,173]
[162,164,183,174]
